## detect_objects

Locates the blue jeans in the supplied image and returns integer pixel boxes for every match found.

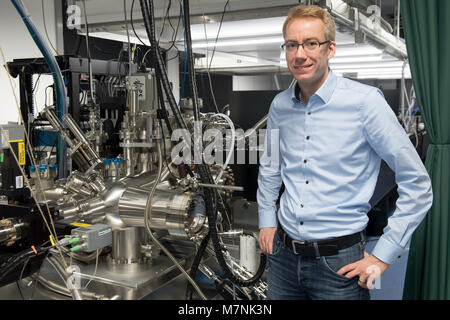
[267,231,370,300]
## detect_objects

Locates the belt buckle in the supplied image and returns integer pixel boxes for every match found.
[291,240,306,255]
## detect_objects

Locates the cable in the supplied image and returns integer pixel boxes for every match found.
[139,0,188,132]
[212,113,235,183]
[179,16,187,106]
[186,233,210,299]
[46,254,82,300]
[207,0,230,72]
[83,249,99,289]
[131,0,148,46]
[158,0,172,47]
[124,0,132,80]
[41,0,58,54]
[201,11,220,113]
[16,256,30,300]
[82,0,95,104]
[165,0,183,53]
[0,245,52,284]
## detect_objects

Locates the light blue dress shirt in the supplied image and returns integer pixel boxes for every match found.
[257,70,433,265]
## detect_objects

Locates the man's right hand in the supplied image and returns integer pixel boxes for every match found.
[258,227,277,255]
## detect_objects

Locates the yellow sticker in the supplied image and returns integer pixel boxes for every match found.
[18,141,25,165]
[70,222,92,228]
[9,140,25,165]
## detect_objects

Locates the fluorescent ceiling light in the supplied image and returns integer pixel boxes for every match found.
[331,62,409,70]
[85,31,148,45]
[190,17,285,41]
[333,70,412,80]
[332,67,410,74]
[191,36,284,49]
[334,45,383,57]
[329,55,383,64]
[280,54,384,65]
[356,74,412,80]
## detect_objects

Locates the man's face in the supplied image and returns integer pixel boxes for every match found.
[284,17,336,89]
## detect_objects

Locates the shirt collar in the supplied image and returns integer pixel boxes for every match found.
[291,69,338,104]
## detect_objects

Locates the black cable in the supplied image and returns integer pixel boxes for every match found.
[32,74,42,93]
[41,0,58,54]
[0,246,51,284]
[156,68,173,136]
[139,0,187,131]
[30,251,51,300]
[82,0,95,104]
[131,0,148,46]
[186,233,210,300]
[158,0,172,46]
[16,256,31,300]
[166,0,182,52]
[208,0,230,72]
[165,1,183,55]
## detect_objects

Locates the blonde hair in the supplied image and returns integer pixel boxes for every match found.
[283,5,336,41]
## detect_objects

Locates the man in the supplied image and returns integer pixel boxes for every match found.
[257,5,433,300]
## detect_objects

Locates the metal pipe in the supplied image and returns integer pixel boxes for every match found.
[197,183,243,192]
[244,115,268,139]
[46,255,83,300]
[35,274,108,299]
[42,107,75,148]
[63,113,102,171]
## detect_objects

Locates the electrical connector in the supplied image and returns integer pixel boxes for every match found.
[68,237,81,245]
[70,245,83,252]
[70,224,112,252]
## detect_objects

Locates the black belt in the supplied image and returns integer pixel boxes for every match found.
[277,226,363,257]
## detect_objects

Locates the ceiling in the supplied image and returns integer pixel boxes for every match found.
[77,0,410,79]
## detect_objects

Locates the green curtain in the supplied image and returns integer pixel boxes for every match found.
[401,0,450,300]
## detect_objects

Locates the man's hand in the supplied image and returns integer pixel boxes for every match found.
[337,253,389,289]
[258,227,277,255]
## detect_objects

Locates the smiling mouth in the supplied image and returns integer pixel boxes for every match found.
[294,64,313,70]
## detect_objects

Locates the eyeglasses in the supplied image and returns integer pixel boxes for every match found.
[281,40,331,53]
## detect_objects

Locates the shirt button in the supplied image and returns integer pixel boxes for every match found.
[300,204,304,208]
[307,112,311,115]
[306,136,310,140]
[304,160,307,163]
[306,181,309,184]
[300,221,304,225]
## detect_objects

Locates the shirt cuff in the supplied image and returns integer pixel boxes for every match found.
[258,207,278,229]
[370,236,406,265]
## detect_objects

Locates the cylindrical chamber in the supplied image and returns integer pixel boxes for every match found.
[110,227,150,264]
[57,180,208,241]
[118,187,208,241]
